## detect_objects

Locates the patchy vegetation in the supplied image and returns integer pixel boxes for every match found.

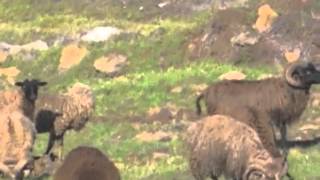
[1,0,320,179]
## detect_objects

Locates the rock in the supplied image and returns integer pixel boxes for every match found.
[147,107,173,123]
[171,86,182,93]
[217,0,249,9]
[0,42,22,55]
[258,74,274,80]
[190,84,208,94]
[284,48,301,63]
[93,53,128,75]
[230,32,259,46]
[135,131,173,142]
[218,71,246,80]
[253,4,278,33]
[158,1,170,8]
[152,152,170,160]
[0,50,8,63]
[299,124,319,131]
[0,40,48,56]
[58,44,88,71]
[80,26,122,42]
[22,40,48,52]
[175,108,198,121]
[0,66,20,84]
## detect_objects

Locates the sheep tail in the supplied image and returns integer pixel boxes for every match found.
[196,93,204,115]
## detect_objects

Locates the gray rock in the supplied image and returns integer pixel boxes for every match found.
[80,26,122,42]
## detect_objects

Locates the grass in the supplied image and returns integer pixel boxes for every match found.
[1,0,320,179]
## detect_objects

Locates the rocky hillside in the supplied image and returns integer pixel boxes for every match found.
[1,0,320,179]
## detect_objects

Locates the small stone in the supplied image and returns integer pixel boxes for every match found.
[284,48,301,63]
[135,131,173,142]
[171,86,182,93]
[219,71,246,80]
[58,44,88,71]
[230,32,259,46]
[93,53,128,75]
[22,40,49,51]
[253,4,278,33]
[0,50,8,63]
[81,26,122,42]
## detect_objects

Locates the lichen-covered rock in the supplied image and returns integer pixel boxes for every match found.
[93,53,128,75]
[253,4,278,33]
[80,26,122,42]
[218,71,246,80]
[58,44,88,71]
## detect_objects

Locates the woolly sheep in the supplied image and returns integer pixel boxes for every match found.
[0,108,36,180]
[185,114,288,180]
[196,61,320,154]
[34,82,95,159]
[0,79,47,120]
[53,146,121,180]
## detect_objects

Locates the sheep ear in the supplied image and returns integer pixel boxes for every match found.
[37,81,47,86]
[15,82,24,87]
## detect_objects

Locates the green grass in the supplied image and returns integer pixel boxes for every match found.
[1,0,320,179]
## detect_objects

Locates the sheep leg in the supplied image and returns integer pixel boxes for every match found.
[279,122,288,156]
[56,135,64,160]
[45,130,56,155]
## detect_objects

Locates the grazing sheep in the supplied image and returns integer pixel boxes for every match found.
[0,108,36,180]
[196,61,320,153]
[0,79,47,120]
[34,83,95,159]
[185,114,288,180]
[53,146,121,180]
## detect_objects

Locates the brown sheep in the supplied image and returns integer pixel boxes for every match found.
[34,82,95,159]
[196,61,320,155]
[184,114,288,180]
[53,146,121,180]
[0,108,36,180]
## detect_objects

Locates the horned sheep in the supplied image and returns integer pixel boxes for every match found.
[33,82,95,159]
[53,146,121,180]
[185,114,288,180]
[196,61,320,154]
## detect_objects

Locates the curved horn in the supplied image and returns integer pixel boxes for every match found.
[284,62,305,87]
[243,164,265,180]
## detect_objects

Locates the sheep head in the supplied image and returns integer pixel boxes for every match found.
[243,157,288,180]
[285,62,320,89]
[15,79,47,104]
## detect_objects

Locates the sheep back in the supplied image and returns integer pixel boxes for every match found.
[0,108,36,177]
[53,146,121,180]
[34,83,94,135]
[202,78,309,126]
[185,114,286,180]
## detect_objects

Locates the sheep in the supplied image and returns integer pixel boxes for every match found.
[53,146,121,180]
[0,108,36,180]
[184,114,288,180]
[196,61,320,154]
[33,82,95,160]
[0,79,47,120]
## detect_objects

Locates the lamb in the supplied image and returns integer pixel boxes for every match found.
[0,108,36,180]
[196,61,320,154]
[184,114,288,180]
[33,82,95,159]
[53,146,121,180]
[0,79,47,120]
